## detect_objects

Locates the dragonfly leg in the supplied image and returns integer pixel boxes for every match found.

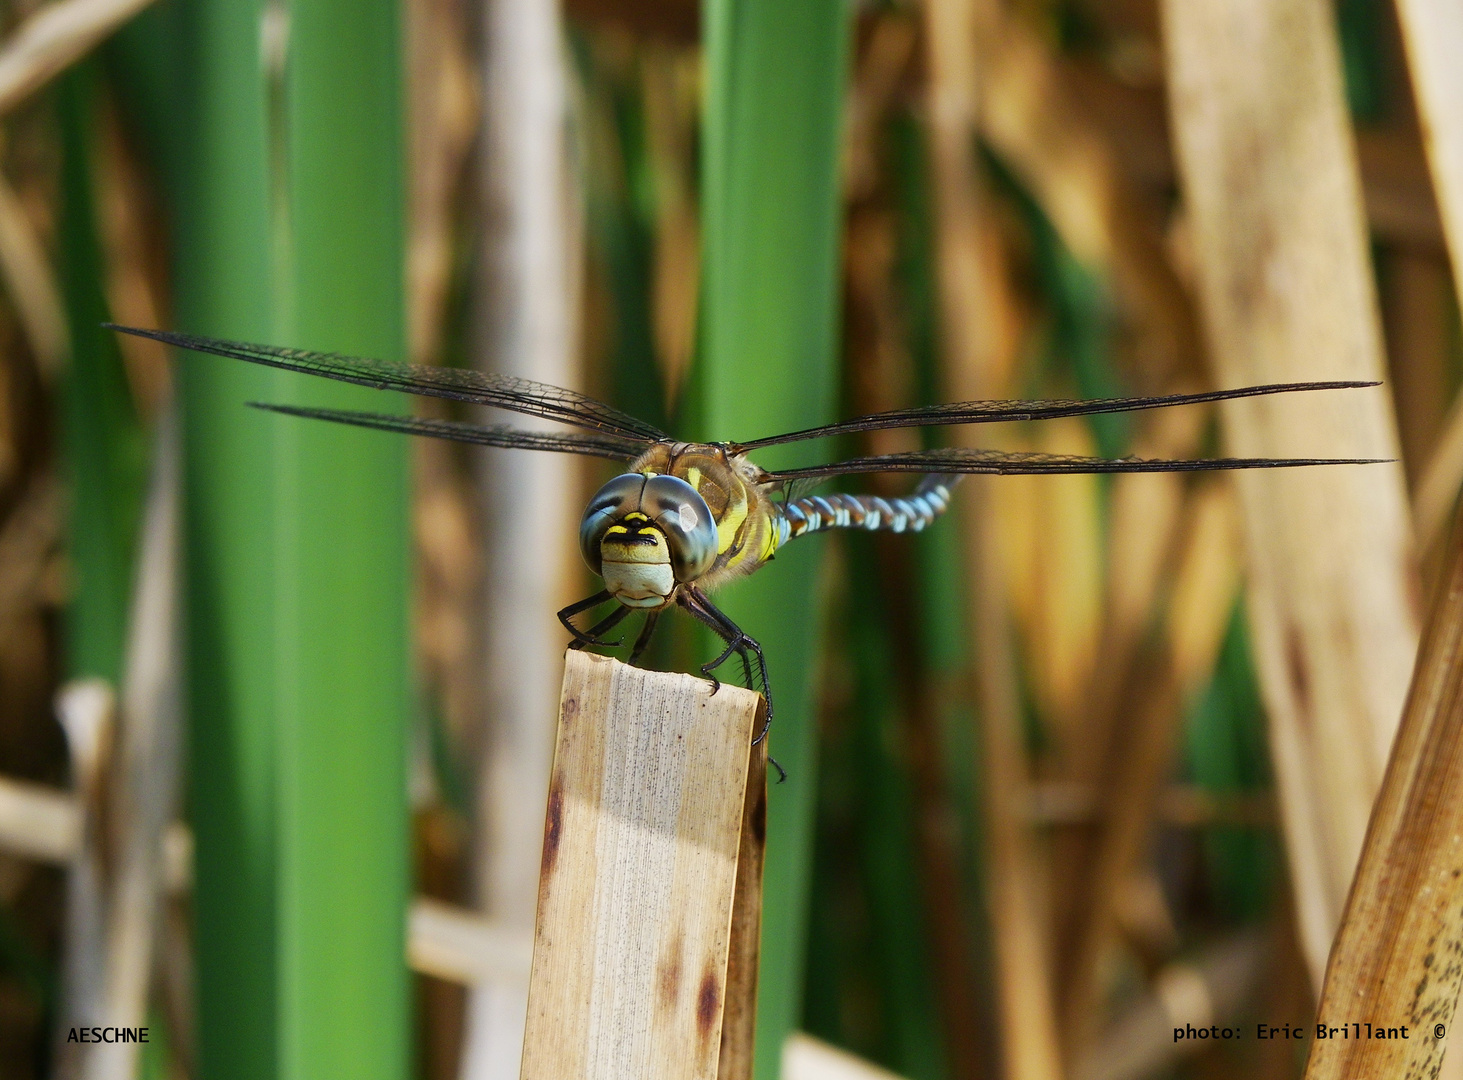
[685,588,770,712]
[558,590,627,648]
[680,588,784,783]
[628,611,661,664]
[676,592,726,694]
[572,604,632,650]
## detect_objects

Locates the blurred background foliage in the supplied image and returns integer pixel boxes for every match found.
[0,0,1455,1077]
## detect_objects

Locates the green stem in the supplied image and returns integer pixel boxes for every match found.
[698,1,852,1074]
[171,0,407,1076]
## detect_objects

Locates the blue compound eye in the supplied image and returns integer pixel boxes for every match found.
[578,474,646,576]
[642,475,717,582]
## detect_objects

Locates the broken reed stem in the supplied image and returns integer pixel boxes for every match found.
[965,489,1066,1080]
[85,408,182,1080]
[467,0,582,1069]
[922,1,1063,1073]
[520,650,766,1080]
[1162,0,1419,989]
[1061,651,1182,1047]
[1301,505,1463,1077]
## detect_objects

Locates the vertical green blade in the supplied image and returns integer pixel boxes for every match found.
[170,0,408,1076]
[698,1,852,1075]
[59,63,147,686]
[169,0,277,1072]
[277,1,408,1077]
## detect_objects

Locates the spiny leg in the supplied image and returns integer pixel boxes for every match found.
[697,604,779,768]
[557,590,623,648]
[685,588,769,703]
[676,590,740,694]
[569,603,632,650]
[681,587,784,782]
[628,611,661,664]
[704,628,756,692]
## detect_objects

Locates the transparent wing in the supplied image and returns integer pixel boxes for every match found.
[250,404,645,461]
[110,325,667,443]
[765,446,1391,481]
[761,476,827,504]
[735,381,1379,451]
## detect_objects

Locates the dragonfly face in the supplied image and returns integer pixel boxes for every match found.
[579,471,718,609]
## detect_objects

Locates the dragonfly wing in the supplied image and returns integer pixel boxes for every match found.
[250,403,645,461]
[110,324,667,443]
[761,476,827,504]
[735,381,1380,451]
[765,446,1392,480]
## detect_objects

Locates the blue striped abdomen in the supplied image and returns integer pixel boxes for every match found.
[772,474,961,548]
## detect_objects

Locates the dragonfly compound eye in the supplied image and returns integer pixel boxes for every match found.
[579,473,646,576]
[641,474,717,583]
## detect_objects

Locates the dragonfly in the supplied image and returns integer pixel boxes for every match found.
[111,324,1384,779]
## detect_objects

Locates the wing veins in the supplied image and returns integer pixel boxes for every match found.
[249,404,644,460]
[767,446,1392,480]
[109,324,666,442]
[736,380,1380,450]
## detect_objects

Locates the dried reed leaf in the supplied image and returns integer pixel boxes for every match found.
[965,487,1067,1080]
[842,74,984,1070]
[843,14,916,206]
[1000,419,1103,739]
[94,100,169,417]
[1394,0,1463,298]
[1302,513,1463,1077]
[0,770,192,885]
[0,0,156,118]
[1416,395,1463,553]
[0,472,60,629]
[1050,410,1203,993]
[0,169,67,380]
[414,438,482,754]
[1104,470,1184,651]
[468,0,584,1074]
[641,45,700,406]
[408,897,533,986]
[1381,249,1453,490]
[977,11,1196,386]
[74,412,182,1080]
[407,0,478,367]
[1357,128,1445,249]
[1394,0,1463,568]
[1166,480,1241,691]
[0,779,539,997]
[1060,481,1243,1047]
[474,0,581,917]
[1163,0,1420,989]
[52,677,114,1078]
[925,1,1065,1071]
[0,775,79,863]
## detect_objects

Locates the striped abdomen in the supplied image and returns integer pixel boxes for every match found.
[772,474,961,547]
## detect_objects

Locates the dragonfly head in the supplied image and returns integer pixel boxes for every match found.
[580,473,717,608]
